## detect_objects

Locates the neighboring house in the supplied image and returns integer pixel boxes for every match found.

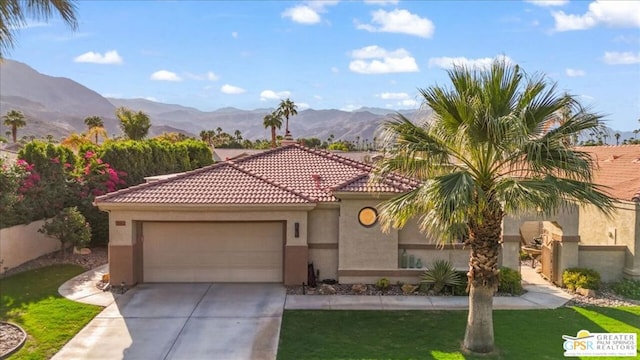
[95,144,640,287]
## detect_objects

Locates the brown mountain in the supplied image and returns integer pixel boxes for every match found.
[1,59,429,143]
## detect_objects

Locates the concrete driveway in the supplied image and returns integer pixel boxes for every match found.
[52,283,286,360]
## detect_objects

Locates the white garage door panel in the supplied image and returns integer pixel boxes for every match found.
[143,222,283,282]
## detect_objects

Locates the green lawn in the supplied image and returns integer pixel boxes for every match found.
[278,307,640,360]
[0,265,103,360]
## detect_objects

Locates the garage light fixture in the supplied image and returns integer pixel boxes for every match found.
[295,222,300,238]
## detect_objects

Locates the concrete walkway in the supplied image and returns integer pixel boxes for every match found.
[60,263,572,311]
[285,266,573,310]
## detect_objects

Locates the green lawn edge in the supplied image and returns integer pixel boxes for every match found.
[1,264,103,360]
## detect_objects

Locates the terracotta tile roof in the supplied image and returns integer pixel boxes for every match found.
[95,144,414,205]
[332,173,419,193]
[575,145,640,202]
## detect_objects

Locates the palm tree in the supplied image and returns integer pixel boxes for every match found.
[277,98,297,138]
[116,107,151,140]
[1,0,78,58]
[61,132,90,151]
[614,132,621,146]
[375,61,613,353]
[87,126,108,145]
[84,116,105,144]
[263,112,282,148]
[234,129,242,142]
[2,109,26,143]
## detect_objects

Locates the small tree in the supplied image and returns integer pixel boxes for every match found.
[39,207,91,256]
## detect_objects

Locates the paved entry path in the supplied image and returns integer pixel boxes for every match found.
[53,283,285,360]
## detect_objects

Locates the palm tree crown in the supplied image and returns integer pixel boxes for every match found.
[2,109,26,143]
[116,107,151,140]
[376,60,613,353]
[263,112,283,148]
[1,0,78,58]
[277,98,297,137]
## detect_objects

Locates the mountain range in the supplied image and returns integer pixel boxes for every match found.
[0,59,635,144]
[0,59,427,142]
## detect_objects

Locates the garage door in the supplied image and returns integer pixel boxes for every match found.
[143,222,284,282]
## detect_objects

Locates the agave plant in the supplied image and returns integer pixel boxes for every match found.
[420,259,462,295]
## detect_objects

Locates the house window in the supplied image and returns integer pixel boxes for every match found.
[358,207,378,227]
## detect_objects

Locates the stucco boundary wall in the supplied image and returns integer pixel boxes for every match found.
[0,219,60,274]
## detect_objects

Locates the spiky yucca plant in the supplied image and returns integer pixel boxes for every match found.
[420,259,462,295]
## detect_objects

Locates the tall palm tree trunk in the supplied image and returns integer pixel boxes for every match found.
[12,126,17,143]
[271,126,277,148]
[463,206,503,353]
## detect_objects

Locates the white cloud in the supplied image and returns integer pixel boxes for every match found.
[349,46,419,74]
[297,102,310,110]
[185,71,219,81]
[400,99,418,107]
[356,9,435,38]
[74,50,123,64]
[603,51,640,65]
[341,104,362,112]
[260,90,292,101]
[144,96,159,102]
[378,92,409,100]
[552,1,640,32]
[150,70,182,81]
[565,68,586,77]
[363,0,399,5]
[428,55,513,70]
[525,0,568,7]
[232,31,238,39]
[221,84,246,94]
[282,1,339,25]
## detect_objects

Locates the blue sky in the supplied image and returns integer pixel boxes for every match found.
[7,0,640,131]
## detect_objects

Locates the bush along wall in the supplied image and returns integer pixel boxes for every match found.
[4,139,213,246]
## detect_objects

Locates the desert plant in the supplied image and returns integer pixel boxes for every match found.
[562,268,601,291]
[611,279,640,300]
[39,207,91,256]
[375,277,390,290]
[401,284,418,295]
[498,267,523,295]
[420,259,463,295]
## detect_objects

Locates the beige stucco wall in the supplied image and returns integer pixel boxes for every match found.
[0,219,61,274]
[578,246,627,283]
[503,205,580,238]
[308,206,339,280]
[338,198,398,270]
[579,202,639,279]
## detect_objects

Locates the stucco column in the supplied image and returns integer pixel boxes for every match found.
[107,214,137,286]
[284,212,309,285]
[501,235,520,270]
[556,235,580,286]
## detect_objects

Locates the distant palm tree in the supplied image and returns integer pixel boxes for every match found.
[116,107,151,140]
[263,112,282,148]
[615,132,621,146]
[277,98,297,138]
[1,0,78,58]
[2,109,26,143]
[376,60,613,353]
[234,129,242,142]
[87,126,108,145]
[61,132,90,151]
[84,116,105,143]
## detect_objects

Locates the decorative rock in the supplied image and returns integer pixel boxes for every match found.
[576,287,597,298]
[74,247,92,255]
[319,284,336,295]
[351,284,367,295]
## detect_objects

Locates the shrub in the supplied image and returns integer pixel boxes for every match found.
[39,207,91,256]
[401,284,418,295]
[420,259,462,295]
[563,267,601,291]
[611,279,640,300]
[375,277,390,290]
[498,267,523,295]
[451,271,469,295]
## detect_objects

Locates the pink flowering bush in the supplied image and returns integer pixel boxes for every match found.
[75,150,127,197]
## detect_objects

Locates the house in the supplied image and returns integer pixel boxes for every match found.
[95,144,640,287]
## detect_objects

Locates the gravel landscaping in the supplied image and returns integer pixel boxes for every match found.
[0,322,26,358]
